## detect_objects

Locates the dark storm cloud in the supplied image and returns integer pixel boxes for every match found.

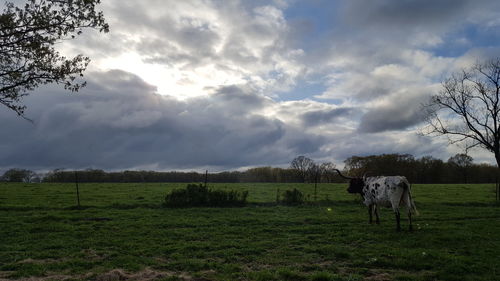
[339,0,500,46]
[357,89,431,133]
[209,85,272,110]
[343,0,472,28]
[358,106,424,133]
[139,38,217,67]
[301,107,353,127]
[0,70,327,171]
[330,132,446,164]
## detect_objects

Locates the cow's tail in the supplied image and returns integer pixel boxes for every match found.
[406,181,419,216]
[400,178,419,215]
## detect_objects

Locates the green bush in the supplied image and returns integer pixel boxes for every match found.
[281,188,304,205]
[164,184,248,207]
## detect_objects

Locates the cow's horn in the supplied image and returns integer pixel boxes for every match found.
[333,169,355,180]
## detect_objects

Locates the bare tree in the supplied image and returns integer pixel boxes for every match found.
[308,163,321,201]
[290,156,315,183]
[423,58,500,167]
[319,162,337,183]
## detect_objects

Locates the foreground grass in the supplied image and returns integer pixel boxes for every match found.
[0,182,499,280]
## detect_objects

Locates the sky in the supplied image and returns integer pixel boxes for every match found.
[2,0,500,173]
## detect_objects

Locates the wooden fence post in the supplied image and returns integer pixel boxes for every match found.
[75,171,80,207]
[496,176,499,202]
[496,176,499,201]
[314,176,317,202]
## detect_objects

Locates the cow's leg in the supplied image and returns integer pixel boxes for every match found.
[368,204,373,224]
[395,210,401,231]
[374,205,380,224]
[408,209,413,231]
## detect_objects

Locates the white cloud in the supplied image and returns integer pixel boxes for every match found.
[0,70,334,171]
[61,0,308,100]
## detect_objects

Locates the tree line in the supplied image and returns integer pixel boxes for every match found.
[2,153,499,184]
[343,153,499,184]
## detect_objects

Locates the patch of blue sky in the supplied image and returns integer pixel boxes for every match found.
[279,80,324,100]
[428,23,500,58]
[275,77,342,104]
[283,0,339,51]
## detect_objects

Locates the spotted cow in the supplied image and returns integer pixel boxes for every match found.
[334,170,418,231]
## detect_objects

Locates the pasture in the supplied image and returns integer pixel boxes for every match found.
[0,182,499,281]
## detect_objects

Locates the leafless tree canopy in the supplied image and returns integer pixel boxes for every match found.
[319,162,337,182]
[424,58,500,166]
[290,155,315,182]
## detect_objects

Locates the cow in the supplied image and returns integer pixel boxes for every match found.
[334,169,418,231]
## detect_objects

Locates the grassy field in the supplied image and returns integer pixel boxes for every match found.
[0,182,499,281]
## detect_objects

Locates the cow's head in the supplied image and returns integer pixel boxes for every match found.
[347,178,364,194]
[334,169,364,194]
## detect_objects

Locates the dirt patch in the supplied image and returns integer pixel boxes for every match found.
[95,268,170,281]
[95,268,215,281]
[81,249,109,262]
[153,256,170,264]
[364,272,392,281]
[0,272,14,279]
[81,217,112,222]
[0,273,80,281]
[0,268,201,281]
[18,258,64,265]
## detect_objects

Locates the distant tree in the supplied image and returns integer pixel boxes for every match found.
[319,162,337,183]
[344,154,415,179]
[415,156,444,183]
[245,167,275,182]
[343,156,365,174]
[307,163,321,181]
[448,153,473,168]
[448,153,473,183]
[307,163,322,201]
[290,156,315,183]
[0,0,108,118]
[42,168,65,182]
[30,173,41,183]
[424,58,500,168]
[469,163,498,183]
[28,162,500,184]
[1,168,37,182]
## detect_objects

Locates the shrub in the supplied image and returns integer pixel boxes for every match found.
[164,184,248,207]
[281,188,304,205]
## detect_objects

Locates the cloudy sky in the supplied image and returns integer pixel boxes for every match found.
[2,0,500,172]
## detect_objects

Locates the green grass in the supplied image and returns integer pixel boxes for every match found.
[0,182,499,280]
